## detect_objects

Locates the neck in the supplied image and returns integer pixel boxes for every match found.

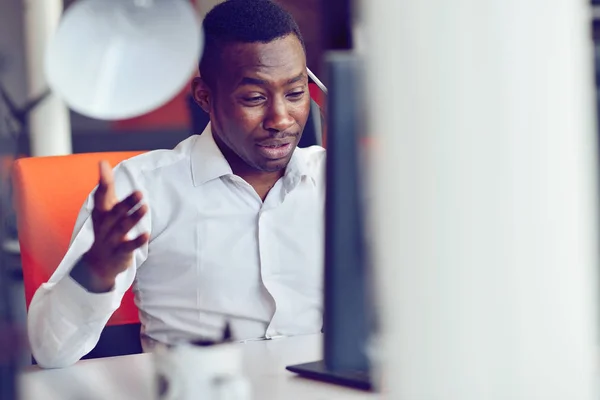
[215,136,284,200]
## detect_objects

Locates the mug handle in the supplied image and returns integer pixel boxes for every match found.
[155,347,183,400]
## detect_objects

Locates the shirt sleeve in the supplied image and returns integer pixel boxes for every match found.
[27,162,151,369]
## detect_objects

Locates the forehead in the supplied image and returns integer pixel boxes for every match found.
[218,35,306,87]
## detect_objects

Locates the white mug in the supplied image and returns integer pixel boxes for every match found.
[153,342,251,400]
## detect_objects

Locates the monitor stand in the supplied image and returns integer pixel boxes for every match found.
[286,360,372,391]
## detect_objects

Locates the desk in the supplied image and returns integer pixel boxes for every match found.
[19,334,380,400]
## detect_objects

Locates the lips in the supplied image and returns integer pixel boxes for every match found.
[256,140,294,160]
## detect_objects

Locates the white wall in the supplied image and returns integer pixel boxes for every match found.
[367,0,600,399]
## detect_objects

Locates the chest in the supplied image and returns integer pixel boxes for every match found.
[136,177,325,292]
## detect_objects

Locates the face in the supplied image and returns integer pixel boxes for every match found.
[193,34,310,173]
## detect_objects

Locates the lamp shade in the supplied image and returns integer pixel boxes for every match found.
[45,0,202,120]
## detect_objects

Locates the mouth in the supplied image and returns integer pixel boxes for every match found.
[255,139,295,160]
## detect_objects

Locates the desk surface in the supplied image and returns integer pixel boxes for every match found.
[19,334,380,400]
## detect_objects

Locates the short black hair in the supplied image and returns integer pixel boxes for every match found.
[199,0,305,87]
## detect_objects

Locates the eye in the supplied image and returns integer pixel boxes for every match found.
[242,95,266,105]
[287,91,305,101]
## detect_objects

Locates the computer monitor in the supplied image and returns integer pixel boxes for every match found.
[286,51,375,391]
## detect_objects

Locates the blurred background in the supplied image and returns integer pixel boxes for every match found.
[0,0,323,155]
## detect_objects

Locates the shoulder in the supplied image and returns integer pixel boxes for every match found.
[108,136,199,196]
[117,135,199,177]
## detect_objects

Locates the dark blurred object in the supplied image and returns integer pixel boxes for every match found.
[186,95,323,148]
[0,273,19,399]
[0,82,51,247]
[0,84,50,139]
[322,0,353,50]
[0,82,54,398]
[79,324,142,361]
[0,111,18,400]
[287,52,373,391]
[276,0,323,77]
[322,52,370,377]
[592,8,600,166]
[0,129,192,157]
[0,234,19,398]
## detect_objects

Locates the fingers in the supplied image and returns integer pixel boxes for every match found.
[115,232,150,254]
[89,161,149,258]
[99,160,112,186]
[94,161,117,212]
[106,203,148,244]
[97,191,144,238]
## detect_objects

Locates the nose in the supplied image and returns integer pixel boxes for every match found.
[263,96,294,134]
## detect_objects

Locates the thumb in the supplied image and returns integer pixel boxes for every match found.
[97,161,117,210]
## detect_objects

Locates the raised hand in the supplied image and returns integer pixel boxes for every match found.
[71,161,149,292]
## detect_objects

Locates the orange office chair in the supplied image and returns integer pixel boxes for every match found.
[12,152,145,327]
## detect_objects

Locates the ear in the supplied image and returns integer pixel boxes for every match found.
[192,76,212,114]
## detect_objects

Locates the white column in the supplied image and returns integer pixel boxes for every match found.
[23,0,72,156]
[366,1,600,399]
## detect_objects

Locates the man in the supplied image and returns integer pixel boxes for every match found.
[28,0,325,368]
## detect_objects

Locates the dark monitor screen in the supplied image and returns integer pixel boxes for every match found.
[322,51,374,374]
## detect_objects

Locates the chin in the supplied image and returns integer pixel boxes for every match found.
[256,157,292,173]
[258,162,288,173]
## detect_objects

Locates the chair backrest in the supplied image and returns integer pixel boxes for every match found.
[12,151,144,326]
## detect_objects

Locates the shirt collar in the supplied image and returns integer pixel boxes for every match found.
[283,145,316,188]
[191,124,233,186]
[191,123,316,187]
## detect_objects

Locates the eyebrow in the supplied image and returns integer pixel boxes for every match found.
[237,72,307,87]
[287,73,306,84]
[239,77,267,86]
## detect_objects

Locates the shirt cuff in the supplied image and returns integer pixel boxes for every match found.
[47,275,121,323]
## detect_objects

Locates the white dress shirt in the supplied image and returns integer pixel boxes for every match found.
[28,124,326,368]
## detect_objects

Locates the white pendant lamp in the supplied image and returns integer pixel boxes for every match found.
[45,0,202,120]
